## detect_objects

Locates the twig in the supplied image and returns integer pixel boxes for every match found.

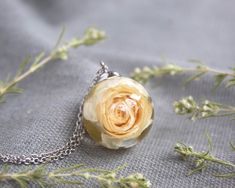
[0,27,106,103]
[0,164,151,188]
[174,142,235,177]
[131,62,235,89]
[173,96,235,120]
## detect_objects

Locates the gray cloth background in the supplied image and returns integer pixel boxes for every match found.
[0,0,235,187]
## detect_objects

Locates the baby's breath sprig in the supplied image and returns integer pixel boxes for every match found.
[0,27,106,103]
[173,96,235,121]
[131,64,183,84]
[131,62,235,88]
[0,164,151,188]
[174,142,235,177]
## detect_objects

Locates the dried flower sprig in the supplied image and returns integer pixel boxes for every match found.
[174,142,235,177]
[0,27,106,103]
[0,164,151,188]
[131,64,183,84]
[173,96,235,120]
[131,62,235,88]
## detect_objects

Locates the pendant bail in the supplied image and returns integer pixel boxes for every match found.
[98,61,120,82]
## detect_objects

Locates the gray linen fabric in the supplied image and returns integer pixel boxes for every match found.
[0,0,235,187]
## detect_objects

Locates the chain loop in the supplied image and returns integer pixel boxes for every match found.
[0,62,113,165]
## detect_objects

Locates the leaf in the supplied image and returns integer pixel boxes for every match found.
[13,178,28,188]
[188,59,205,66]
[32,52,45,66]
[57,51,68,60]
[52,164,84,174]
[213,172,235,178]
[205,131,213,152]
[7,85,23,94]
[55,179,83,185]
[184,71,206,85]
[231,67,235,72]
[230,142,235,151]
[213,73,227,90]
[2,165,10,173]
[226,78,235,88]
[53,26,66,51]
[0,80,3,85]
[0,96,5,103]
[35,180,47,188]
[187,164,207,176]
[16,56,31,77]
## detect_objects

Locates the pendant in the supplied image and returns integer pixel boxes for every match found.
[0,62,154,165]
[82,63,154,149]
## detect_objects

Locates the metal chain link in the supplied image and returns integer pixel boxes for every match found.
[0,62,116,165]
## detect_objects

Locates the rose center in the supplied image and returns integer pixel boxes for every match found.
[110,102,129,125]
[115,103,128,119]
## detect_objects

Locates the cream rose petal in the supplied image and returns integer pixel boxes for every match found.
[83,76,154,149]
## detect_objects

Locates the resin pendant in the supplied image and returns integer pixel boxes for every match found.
[83,75,154,149]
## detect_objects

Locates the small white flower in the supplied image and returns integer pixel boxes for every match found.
[107,172,116,179]
[188,96,193,100]
[135,173,144,179]
[183,101,192,109]
[170,70,176,75]
[83,172,91,179]
[201,112,208,117]
[134,68,141,74]
[145,180,152,187]
[181,99,188,106]
[143,66,151,72]
[175,107,180,113]
[129,182,139,188]
[204,100,209,105]
[202,105,211,111]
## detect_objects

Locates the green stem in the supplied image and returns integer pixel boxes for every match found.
[180,67,234,77]
[175,143,235,178]
[131,63,235,86]
[0,171,32,181]
[192,152,235,168]
[0,27,106,101]
[207,67,235,77]
[0,56,53,98]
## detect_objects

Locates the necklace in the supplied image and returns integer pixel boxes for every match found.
[0,62,154,165]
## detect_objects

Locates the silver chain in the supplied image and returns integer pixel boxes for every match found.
[0,62,116,165]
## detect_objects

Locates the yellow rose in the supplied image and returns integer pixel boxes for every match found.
[83,76,154,149]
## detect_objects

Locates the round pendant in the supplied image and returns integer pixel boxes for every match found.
[82,76,154,149]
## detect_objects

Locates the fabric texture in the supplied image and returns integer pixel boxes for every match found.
[0,0,234,187]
